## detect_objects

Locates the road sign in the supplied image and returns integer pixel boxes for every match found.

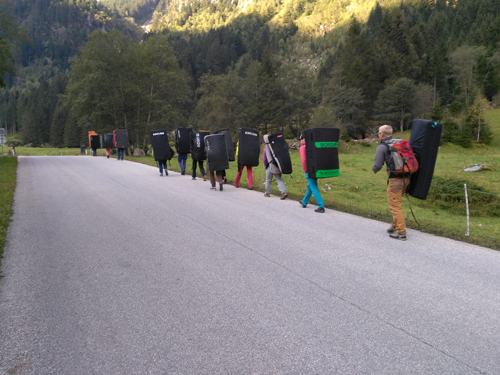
[0,136,6,144]
[0,128,5,136]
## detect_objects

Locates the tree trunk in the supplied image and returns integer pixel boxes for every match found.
[400,110,404,132]
[433,75,437,105]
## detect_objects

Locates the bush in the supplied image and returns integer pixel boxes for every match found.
[427,176,499,217]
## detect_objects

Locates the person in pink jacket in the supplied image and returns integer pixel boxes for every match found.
[299,134,325,213]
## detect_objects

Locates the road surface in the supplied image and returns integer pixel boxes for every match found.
[1,156,499,374]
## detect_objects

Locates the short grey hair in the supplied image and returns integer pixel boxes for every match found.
[378,125,393,137]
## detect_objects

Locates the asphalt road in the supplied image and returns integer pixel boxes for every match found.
[1,156,499,375]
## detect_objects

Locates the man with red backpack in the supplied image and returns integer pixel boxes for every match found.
[372,125,418,241]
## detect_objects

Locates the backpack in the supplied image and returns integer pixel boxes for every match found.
[385,139,419,176]
[263,133,293,174]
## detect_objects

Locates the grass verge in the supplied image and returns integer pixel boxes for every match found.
[0,157,17,275]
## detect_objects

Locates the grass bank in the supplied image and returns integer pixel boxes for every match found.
[0,157,17,275]
[12,147,82,156]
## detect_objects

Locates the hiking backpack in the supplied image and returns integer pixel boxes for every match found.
[384,138,419,176]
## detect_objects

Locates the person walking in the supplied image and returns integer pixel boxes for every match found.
[175,128,190,175]
[152,149,168,177]
[190,131,208,181]
[117,147,124,160]
[208,170,224,191]
[298,134,325,213]
[234,142,253,189]
[177,152,188,175]
[372,124,410,241]
[262,135,287,199]
[158,160,168,176]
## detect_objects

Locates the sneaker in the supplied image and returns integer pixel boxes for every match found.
[299,200,306,208]
[181,170,185,175]
[219,182,223,191]
[387,226,396,234]
[160,172,163,176]
[315,207,325,213]
[389,232,407,241]
[280,192,288,200]
[210,187,216,190]
[192,177,196,180]
[203,175,207,181]
[264,193,271,197]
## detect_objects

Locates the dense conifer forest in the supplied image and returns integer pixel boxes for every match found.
[1,0,499,148]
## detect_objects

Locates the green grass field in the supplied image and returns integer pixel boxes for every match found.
[12,147,82,156]
[1,109,499,257]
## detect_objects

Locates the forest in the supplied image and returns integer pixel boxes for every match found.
[99,0,159,24]
[0,0,499,148]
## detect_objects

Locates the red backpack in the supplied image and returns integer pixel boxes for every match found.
[386,139,419,176]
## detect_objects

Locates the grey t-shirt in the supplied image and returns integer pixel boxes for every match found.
[372,137,391,173]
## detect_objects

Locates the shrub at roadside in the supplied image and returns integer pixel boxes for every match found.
[426,176,500,217]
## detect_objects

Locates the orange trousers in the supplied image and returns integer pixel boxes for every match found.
[387,177,410,234]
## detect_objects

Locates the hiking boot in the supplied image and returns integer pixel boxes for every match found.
[234,184,239,188]
[203,175,207,181]
[389,232,407,241]
[219,182,223,191]
[165,170,168,176]
[299,200,306,208]
[248,187,253,190]
[387,226,396,234]
[181,170,185,175]
[224,177,228,183]
[264,193,271,197]
[315,207,325,213]
[280,192,288,200]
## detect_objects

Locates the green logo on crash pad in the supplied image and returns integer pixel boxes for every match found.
[315,142,338,148]
[316,169,339,178]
